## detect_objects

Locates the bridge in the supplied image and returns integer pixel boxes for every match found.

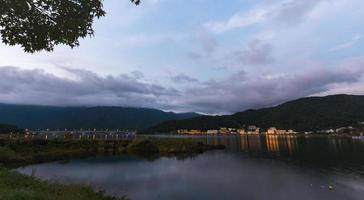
[7,130,137,141]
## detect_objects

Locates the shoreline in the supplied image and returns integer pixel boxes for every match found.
[0,137,225,200]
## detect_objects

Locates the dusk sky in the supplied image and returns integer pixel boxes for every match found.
[0,0,364,114]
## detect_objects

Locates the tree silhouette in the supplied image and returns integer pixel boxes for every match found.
[0,0,140,53]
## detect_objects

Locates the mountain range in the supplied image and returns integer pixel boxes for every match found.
[0,104,199,130]
[1,94,364,132]
[145,94,364,133]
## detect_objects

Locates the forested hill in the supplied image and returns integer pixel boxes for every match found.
[145,94,364,133]
[0,104,199,130]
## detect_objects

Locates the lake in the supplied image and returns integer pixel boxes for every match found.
[17,135,364,200]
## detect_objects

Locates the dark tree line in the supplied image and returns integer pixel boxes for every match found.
[0,123,22,134]
[0,0,140,53]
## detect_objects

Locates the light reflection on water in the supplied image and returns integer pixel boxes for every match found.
[17,135,364,200]
[158,135,364,169]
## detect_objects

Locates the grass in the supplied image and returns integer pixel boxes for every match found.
[0,139,129,168]
[127,139,159,157]
[0,137,225,167]
[0,168,126,200]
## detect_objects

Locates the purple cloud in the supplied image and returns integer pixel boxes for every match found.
[1,60,364,114]
[230,40,274,66]
[171,73,199,83]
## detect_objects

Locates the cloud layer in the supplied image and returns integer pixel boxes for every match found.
[182,62,364,113]
[1,62,364,114]
[0,67,178,108]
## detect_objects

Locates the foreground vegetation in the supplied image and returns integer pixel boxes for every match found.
[0,137,224,167]
[0,136,224,200]
[0,167,125,200]
[0,139,129,168]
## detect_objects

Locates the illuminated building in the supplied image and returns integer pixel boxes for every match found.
[207,130,218,135]
[219,128,229,134]
[238,129,246,135]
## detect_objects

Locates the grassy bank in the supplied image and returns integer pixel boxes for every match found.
[0,167,126,200]
[0,137,225,167]
[0,137,224,200]
[0,139,130,168]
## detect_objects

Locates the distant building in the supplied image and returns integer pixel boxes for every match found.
[267,127,296,135]
[219,128,229,134]
[228,128,238,134]
[245,125,258,134]
[237,129,246,135]
[177,129,188,134]
[248,126,257,131]
[248,129,260,135]
[189,129,202,135]
[207,130,218,135]
[325,129,335,134]
[246,126,259,134]
[336,127,354,134]
[267,127,277,135]
[177,129,204,135]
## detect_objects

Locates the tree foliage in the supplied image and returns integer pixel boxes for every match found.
[0,0,140,53]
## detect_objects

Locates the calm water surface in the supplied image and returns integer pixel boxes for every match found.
[17,135,364,200]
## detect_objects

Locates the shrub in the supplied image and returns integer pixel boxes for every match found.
[127,139,159,157]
